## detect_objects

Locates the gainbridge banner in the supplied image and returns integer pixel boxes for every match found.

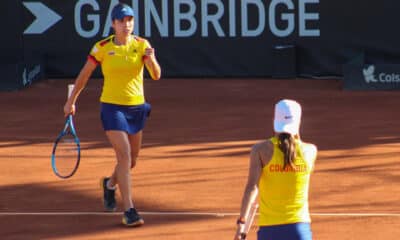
[2,0,400,80]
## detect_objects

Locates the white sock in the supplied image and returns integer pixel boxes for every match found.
[106,179,116,190]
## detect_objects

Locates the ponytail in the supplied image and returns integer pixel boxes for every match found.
[278,133,297,169]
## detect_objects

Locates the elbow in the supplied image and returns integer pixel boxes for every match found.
[152,71,161,81]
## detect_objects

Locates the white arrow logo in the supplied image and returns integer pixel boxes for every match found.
[23,2,62,34]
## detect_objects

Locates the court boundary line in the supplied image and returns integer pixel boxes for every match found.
[0,211,400,217]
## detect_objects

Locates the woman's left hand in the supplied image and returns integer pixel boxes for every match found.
[143,47,161,80]
[144,47,155,60]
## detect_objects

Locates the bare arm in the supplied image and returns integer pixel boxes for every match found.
[63,59,97,116]
[233,144,264,240]
[304,143,318,172]
[143,47,161,80]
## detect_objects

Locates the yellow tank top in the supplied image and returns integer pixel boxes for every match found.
[89,35,150,105]
[258,137,312,226]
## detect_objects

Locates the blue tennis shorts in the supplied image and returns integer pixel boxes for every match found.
[100,102,151,134]
[257,223,312,240]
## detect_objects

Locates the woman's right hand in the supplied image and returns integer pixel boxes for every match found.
[233,223,245,240]
[63,102,76,117]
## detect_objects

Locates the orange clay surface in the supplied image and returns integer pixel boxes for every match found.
[0,78,399,239]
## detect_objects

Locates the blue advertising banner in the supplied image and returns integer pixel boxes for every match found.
[1,0,400,81]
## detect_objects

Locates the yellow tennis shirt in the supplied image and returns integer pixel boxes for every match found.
[88,35,150,105]
[258,137,313,226]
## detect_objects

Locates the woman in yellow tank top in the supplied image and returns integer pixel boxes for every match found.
[63,3,161,227]
[234,99,317,240]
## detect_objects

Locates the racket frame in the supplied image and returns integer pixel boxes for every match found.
[51,115,81,179]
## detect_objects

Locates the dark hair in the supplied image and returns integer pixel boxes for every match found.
[278,133,297,169]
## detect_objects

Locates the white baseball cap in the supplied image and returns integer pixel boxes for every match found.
[273,99,302,135]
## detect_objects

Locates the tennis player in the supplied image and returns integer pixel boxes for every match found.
[63,3,161,227]
[234,99,317,240]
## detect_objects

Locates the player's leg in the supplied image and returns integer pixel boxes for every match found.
[106,130,144,226]
[107,131,141,192]
[128,130,142,169]
[119,130,145,226]
[105,130,133,211]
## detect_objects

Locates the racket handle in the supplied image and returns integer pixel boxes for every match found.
[240,233,247,240]
[68,84,74,98]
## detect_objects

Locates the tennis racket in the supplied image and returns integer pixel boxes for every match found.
[51,114,81,178]
[240,202,259,240]
[51,84,80,179]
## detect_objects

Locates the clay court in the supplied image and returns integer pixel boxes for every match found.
[0,78,399,239]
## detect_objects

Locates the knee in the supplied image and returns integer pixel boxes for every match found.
[115,150,131,166]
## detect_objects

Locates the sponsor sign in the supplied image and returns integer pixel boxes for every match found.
[19,0,321,78]
[0,63,44,91]
[1,0,399,80]
[22,0,320,38]
[344,64,400,90]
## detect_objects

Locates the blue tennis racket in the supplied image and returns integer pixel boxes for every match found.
[51,115,81,179]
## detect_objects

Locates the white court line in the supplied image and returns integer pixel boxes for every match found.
[311,213,400,217]
[0,211,400,217]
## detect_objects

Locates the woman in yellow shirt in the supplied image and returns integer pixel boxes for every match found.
[64,3,161,227]
[234,99,317,240]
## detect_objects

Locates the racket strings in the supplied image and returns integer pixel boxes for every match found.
[54,135,79,176]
